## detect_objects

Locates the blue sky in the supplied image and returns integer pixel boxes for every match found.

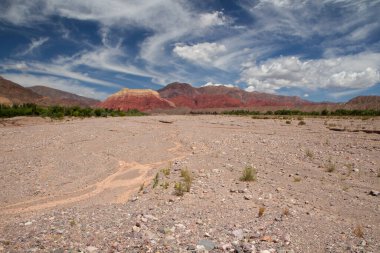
[0,0,379,102]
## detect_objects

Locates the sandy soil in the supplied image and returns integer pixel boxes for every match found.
[0,115,379,253]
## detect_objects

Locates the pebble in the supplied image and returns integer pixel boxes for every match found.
[24,221,32,226]
[85,246,98,253]
[197,239,216,251]
[369,190,379,196]
[244,195,253,200]
[232,229,244,239]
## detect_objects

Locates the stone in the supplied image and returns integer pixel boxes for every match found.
[244,195,253,200]
[24,221,33,226]
[144,214,158,221]
[85,246,98,253]
[232,229,244,239]
[369,190,380,196]
[132,225,141,233]
[197,239,216,251]
[260,250,271,253]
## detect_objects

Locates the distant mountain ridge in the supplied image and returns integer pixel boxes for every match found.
[158,82,312,109]
[1,75,379,112]
[28,86,99,107]
[0,76,99,107]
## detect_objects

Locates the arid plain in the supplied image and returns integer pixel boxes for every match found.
[0,115,379,253]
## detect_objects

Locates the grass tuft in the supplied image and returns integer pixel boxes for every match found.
[305,149,314,158]
[258,206,265,217]
[325,157,336,173]
[353,225,364,238]
[152,173,159,188]
[240,166,257,182]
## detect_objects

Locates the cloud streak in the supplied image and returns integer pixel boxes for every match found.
[17,37,49,56]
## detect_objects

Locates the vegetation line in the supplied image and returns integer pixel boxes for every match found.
[191,109,380,116]
[0,103,146,118]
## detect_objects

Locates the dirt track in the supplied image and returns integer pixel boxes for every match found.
[0,115,379,252]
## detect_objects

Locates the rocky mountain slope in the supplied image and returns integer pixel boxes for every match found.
[99,88,175,111]
[0,76,99,107]
[344,96,380,110]
[28,86,99,107]
[0,76,46,105]
[158,83,312,109]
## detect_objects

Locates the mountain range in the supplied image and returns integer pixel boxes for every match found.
[1,76,379,111]
[0,76,99,107]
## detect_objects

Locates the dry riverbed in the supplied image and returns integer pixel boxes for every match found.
[0,115,379,253]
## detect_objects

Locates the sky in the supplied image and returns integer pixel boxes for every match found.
[0,0,380,102]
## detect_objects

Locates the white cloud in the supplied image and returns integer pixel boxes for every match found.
[202,82,235,88]
[2,73,109,100]
[0,1,229,66]
[1,59,120,88]
[240,52,380,93]
[173,42,227,65]
[199,11,227,27]
[17,37,49,56]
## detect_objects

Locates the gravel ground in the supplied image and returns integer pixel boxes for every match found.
[0,115,379,253]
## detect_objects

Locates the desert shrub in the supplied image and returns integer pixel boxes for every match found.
[325,157,336,172]
[298,120,306,125]
[240,166,256,182]
[161,182,169,189]
[258,207,265,217]
[180,168,192,192]
[285,120,291,124]
[293,176,301,182]
[161,163,171,177]
[305,149,314,158]
[152,173,159,188]
[282,208,290,216]
[174,182,186,196]
[353,225,364,238]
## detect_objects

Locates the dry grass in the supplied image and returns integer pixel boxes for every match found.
[240,166,257,182]
[353,225,364,238]
[152,173,159,188]
[258,206,265,217]
[180,168,193,192]
[293,176,301,182]
[325,157,336,173]
[305,149,314,158]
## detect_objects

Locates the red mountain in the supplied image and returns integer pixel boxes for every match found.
[344,96,380,110]
[99,88,175,112]
[158,82,312,109]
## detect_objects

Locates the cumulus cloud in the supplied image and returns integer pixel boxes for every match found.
[17,37,49,56]
[173,42,227,65]
[2,73,109,100]
[240,52,380,93]
[202,82,235,88]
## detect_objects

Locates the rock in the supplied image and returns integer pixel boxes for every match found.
[369,190,380,196]
[260,250,271,253]
[232,229,244,239]
[260,235,272,242]
[196,219,203,225]
[85,246,98,253]
[197,239,216,251]
[244,195,252,200]
[144,214,158,221]
[24,221,33,226]
[204,232,211,237]
[132,225,141,233]
[175,223,186,230]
